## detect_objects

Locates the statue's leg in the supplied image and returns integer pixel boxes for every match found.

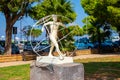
[48,42,54,57]
[50,35,64,60]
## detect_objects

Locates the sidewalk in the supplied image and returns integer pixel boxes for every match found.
[73,54,120,59]
[0,60,33,67]
[0,54,120,68]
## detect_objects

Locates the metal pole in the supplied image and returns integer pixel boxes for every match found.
[14,34,16,43]
[20,17,23,41]
[86,17,87,34]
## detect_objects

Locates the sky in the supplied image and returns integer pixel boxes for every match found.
[0,0,87,40]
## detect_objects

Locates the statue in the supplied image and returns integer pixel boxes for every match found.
[32,14,73,64]
[30,14,84,80]
[42,14,66,60]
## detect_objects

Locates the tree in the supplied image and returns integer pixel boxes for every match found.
[107,1,120,36]
[30,28,42,41]
[57,25,83,52]
[81,0,120,36]
[0,0,40,55]
[58,27,75,52]
[81,0,120,52]
[21,25,32,41]
[81,0,108,44]
[68,25,84,36]
[82,18,97,42]
[83,19,112,42]
[21,25,42,41]
[29,0,76,22]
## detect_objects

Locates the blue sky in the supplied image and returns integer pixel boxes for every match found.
[0,0,87,39]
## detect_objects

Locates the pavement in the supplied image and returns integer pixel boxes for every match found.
[0,60,33,67]
[0,54,120,67]
[73,53,120,59]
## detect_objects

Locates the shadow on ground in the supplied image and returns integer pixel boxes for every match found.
[83,62,120,80]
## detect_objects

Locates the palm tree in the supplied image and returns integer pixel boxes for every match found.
[30,28,42,41]
[29,0,76,22]
[21,25,32,41]
[21,25,42,41]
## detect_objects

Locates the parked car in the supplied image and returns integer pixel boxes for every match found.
[94,40,114,52]
[0,40,20,54]
[0,45,4,54]
[74,40,94,50]
[24,40,50,52]
[113,40,120,47]
[102,40,113,47]
[18,41,25,50]
[23,42,33,51]
[34,40,50,52]
[12,43,20,54]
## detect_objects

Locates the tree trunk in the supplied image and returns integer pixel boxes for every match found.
[4,23,13,55]
[3,2,25,55]
[97,26,101,53]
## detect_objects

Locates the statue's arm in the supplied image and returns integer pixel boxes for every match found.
[59,23,66,28]
[43,22,51,26]
[42,22,51,32]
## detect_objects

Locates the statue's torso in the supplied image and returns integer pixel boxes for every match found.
[49,22,60,36]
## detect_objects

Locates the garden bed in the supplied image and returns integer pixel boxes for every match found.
[21,51,37,61]
[75,49,98,56]
[22,55,36,61]
[0,54,22,63]
[52,49,98,56]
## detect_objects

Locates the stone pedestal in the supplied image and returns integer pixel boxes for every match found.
[30,61,84,80]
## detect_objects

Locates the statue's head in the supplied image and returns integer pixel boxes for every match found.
[52,14,57,22]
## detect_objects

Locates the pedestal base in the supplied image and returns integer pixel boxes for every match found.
[30,61,84,80]
[37,56,73,64]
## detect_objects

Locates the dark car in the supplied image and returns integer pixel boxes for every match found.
[34,40,50,52]
[12,43,20,54]
[23,41,37,51]
[94,40,114,52]
[0,40,20,54]
[0,45,4,54]
[23,43,33,51]
[74,39,94,50]
[113,40,120,47]
[23,41,50,53]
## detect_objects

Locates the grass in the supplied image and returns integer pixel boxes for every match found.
[0,56,120,80]
[74,56,120,79]
[0,64,30,80]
